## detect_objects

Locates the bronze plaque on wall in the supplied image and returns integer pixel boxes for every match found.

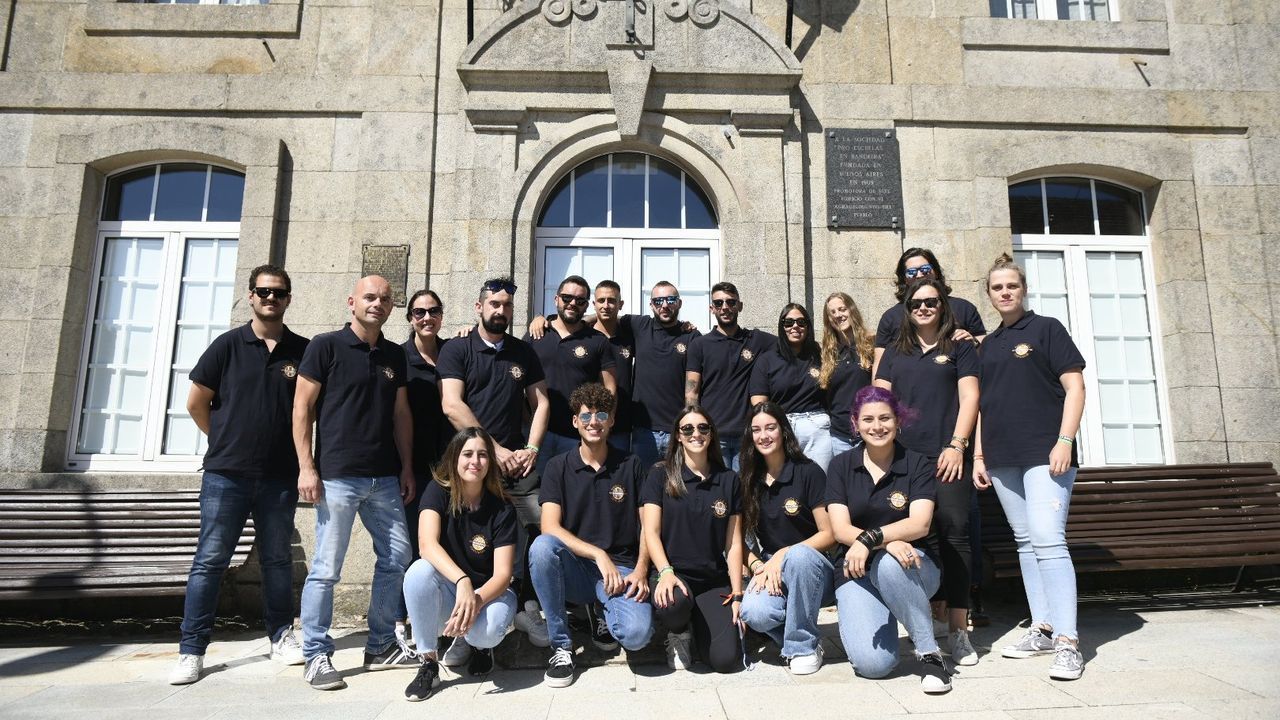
[824,129,905,229]
[361,244,410,306]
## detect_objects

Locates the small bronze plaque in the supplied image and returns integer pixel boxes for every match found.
[361,244,410,306]
[825,129,905,229]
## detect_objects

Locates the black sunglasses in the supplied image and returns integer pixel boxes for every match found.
[483,280,518,295]
[781,317,808,329]
[558,293,589,307]
[907,297,941,311]
[678,422,712,437]
[410,306,444,320]
[251,287,290,299]
[651,295,680,307]
[711,298,739,309]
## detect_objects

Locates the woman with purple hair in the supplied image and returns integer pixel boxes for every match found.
[826,386,951,693]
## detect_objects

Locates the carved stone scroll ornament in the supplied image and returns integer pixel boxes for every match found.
[663,0,688,18]
[542,0,598,23]
[666,0,718,24]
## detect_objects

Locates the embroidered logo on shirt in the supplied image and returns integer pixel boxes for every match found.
[889,491,908,510]
[712,499,728,517]
[619,346,633,360]
[808,367,820,379]
[676,342,688,355]
[381,366,396,381]
[573,345,588,359]
[510,364,525,380]
[609,484,626,503]
[1013,343,1033,359]
[741,348,754,362]
[470,534,488,553]
[783,497,801,516]
[933,354,951,365]
[281,363,298,379]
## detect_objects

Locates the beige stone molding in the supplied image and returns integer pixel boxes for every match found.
[961,17,1170,54]
[83,0,302,38]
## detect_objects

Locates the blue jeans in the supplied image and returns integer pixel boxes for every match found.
[989,464,1078,640]
[402,559,516,650]
[788,411,833,472]
[739,544,834,657]
[528,534,654,651]
[830,433,857,459]
[835,551,940,678]
[179,472,298,656]
[631,427,671,468]
[300,476,411,660]
[535,432,581,476]
[719,439,742,471]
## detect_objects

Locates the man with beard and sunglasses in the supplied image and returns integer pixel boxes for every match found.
[685,282,776,470]
[170,265,309,686]
[438,276,551,656]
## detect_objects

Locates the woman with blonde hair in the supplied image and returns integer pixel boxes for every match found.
[820,291,875,457]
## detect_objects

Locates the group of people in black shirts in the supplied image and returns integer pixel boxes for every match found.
[169,247,1089,700]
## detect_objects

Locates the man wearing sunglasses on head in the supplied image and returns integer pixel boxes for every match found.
[438,276,551,654]
[530,382,654,687]
[685,282,777,470]
[525,275,618,476]
[872,248,986,380]
[170,265,309,686]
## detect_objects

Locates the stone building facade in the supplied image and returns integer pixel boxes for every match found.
[1,0,1277,610]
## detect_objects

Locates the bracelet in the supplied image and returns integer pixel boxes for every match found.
[942,444,963,454]
[524,444,540,453]
[658,565,674,578]
[951,435,970,449]
[973,454,985,460]
[719,592,744,606]
[855,526,883,551]
[455,575,470,585]
[749,559,764,572]
[1057,435,1074,446]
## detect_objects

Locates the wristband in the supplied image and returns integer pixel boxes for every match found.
[720,592,744,605]
[455,575,470,585]
[973,454,985,460]
[1057,435,1074,446]
[856,527,883,551]
[951,435,970,449]
[524,444,540,453]
[658,565,674,578]
[749,559,764,572]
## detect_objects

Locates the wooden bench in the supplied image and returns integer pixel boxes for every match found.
[0,490,255,600]
[978,462,1280,582]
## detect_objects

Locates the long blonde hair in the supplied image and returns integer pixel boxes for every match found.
[819,291,873,388]
[433,427,509,516]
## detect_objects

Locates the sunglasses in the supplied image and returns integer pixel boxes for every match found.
[781,317,808,329]
[711,298,739,309]
[651,296,680,307]
[577,411,610,424]
[410,306,444,320]
[678,422,712,437]
[906,297,941,311]
[483,280,518,295]
[251,287,290,299]
[904,263,934,279]
[558,293,589,307]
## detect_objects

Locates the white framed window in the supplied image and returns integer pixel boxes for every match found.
[991,0,1114,20]
[68,163,243,472]
[535,152,721,332]
[1009,176,1170,466]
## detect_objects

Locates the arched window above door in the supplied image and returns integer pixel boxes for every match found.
[538,152,717,230]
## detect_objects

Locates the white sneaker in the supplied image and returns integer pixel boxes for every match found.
[665,630,693,671]
[441,636,472,667]
[788,643,825,675]
[932,618,950,638]
[949,629,978,666]
[168,653,202,685]
[270,628,305,666]
[918,651,952,694]
[514,600,551,648]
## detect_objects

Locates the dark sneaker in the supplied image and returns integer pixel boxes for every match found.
[404,659,441,702]
[364,641,419,671]
[467,647,495,676]
[1001,626,1055,659]
[544,647,576,688]
[304,654,347,690]
[918,651,952,694]
[586,603,619,651]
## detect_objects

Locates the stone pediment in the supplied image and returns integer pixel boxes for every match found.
[460,0,800,136]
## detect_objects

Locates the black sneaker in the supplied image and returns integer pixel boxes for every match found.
[586,603,619,651]
[304,654,347,690]
[404,659,441,702]
[467,646,494,676]
[544,647,576,688]
[364,641,419,671]
[918,651,953,694]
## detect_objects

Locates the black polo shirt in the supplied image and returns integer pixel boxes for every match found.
[190,322,309,481]
[688,327,778,437]
[747,349,826,414]
[526,324,616,438]
[539,446,645,567]
[418,480,517,586]
[751,459,827,556]
[604,325,636,434]
[876,340,979,459]
[402,337,452,477]
[436,329,545,450]
[979,311,1086,468]
[297,325,406,478]
[640,464,740,585]
[826,346,873,442]
[875,297,986,348]
[624,314,701,431]
[825,443,938,560]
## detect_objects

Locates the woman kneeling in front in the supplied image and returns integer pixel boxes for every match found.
[827,386,951,693]
[401,427,518,701]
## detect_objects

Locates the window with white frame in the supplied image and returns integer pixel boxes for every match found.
[536,152,720,332]
[1008,176,1170,466]
[69,163,244,471]
[990,0,1113,20]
